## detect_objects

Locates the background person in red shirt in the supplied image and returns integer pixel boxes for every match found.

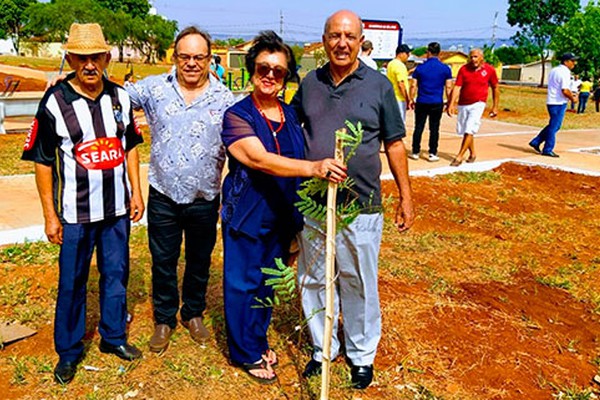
[447,48,499,166]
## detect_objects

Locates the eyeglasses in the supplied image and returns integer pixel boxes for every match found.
[256,63,288,80]
[175,53,210,63]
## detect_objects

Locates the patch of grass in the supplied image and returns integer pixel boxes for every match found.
[396,382,444,399]
[550,382,595,399]
[429,277,457,295]
[481,262,517,282]
[0,133,34,175]
[0,277,32,306]
[31,356,53,374]
[498,85,600,130]
[446,171,501,184]
[0,241,59,266]
[164,357,198,383]
[536,275,573,290]
[9,355,29,385]
[14,302,51,325]
[447,195,462,205]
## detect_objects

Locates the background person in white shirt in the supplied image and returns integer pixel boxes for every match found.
[569,74,581,112]
[359,40,378,70]
[528,53,578,157]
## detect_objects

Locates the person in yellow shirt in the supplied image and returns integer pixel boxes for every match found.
[577,76,592,113]
[387,44,412,123]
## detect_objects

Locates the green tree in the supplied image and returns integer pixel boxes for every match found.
[24,0,175,64]
[214,37,245,47]
[24,0,104,42]
[507,0,580,86]
[411,46,427,57]
[0,0,36,54]
[552,1,600,79]
[101,10,135,62]
[96,0,151,61]
[494,46,538,65]
[483,45,501,67]
[96,0,150,17]
[290,44,303,66]
[130,14,177,63]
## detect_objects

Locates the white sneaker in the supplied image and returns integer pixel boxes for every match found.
[409,153,420,160]
[428,154,440,162]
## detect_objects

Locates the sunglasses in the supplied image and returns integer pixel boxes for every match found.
[256,63,288,80]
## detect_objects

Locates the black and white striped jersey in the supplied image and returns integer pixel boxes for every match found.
[22,77,143,224]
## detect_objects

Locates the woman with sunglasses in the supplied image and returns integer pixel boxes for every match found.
[220,30,346,384]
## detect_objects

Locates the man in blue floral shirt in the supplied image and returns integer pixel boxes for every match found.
[126,26,234,352]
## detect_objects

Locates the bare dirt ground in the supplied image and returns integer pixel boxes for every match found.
[1,163,600,399]
[0,72,46,92]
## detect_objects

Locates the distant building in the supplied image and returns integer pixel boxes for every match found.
[501,60,552,85]
[438,51,469,77]
[20,39,63,58]
[0,39,15,55]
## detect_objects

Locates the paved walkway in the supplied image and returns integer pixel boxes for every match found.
[1,111,599,245]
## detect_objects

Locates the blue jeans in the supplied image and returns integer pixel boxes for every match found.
[578,92,590,113]
[530,103,567,154]
[148,186,219,328]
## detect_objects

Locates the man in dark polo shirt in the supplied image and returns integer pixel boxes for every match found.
[292,9,414,390]
[409,42,453,162]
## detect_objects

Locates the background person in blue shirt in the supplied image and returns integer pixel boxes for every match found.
[409,42,453,162]
[210,55,226,83]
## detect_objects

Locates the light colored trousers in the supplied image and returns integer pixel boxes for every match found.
[297,213,383,366]
[397,100,407,123]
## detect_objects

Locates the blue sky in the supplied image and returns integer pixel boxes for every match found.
[152,0,519,42]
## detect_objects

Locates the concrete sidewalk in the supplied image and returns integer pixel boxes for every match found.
[2,112,600,245]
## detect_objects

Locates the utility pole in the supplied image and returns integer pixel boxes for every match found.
[280,10,284,37]
[491,11,498,51]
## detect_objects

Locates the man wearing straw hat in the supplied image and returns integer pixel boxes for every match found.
[22,22,144,384]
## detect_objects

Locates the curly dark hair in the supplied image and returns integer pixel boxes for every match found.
[245,30,298,84]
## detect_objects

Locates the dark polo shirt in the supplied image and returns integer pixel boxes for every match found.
[292,62,405,210]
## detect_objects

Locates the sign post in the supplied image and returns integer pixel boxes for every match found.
[362,20,403,60]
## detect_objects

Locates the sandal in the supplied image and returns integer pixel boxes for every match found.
[466,156,477,163]
[239,358,276,385]
[263,349,278,368]
[450,158,463,167]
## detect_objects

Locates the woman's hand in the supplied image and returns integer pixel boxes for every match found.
[312,159,347,183]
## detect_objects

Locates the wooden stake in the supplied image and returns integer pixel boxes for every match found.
[320,134,344,400]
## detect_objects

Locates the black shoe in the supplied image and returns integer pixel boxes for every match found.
[54,358,80,384]
[528,142,541,153]
[99,340,142,361]
[542,151,560,158]
[302,358,322,378]
[351,365,373,389]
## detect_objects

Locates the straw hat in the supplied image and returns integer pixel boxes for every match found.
[62,23,112,55]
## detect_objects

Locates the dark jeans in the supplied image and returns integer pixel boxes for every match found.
[148,186,219,328]
[412,102,444,155]
[578,92,590,113]
[56,216,130,362]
